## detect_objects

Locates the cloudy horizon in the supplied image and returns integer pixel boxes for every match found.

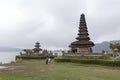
[0,0,120,50]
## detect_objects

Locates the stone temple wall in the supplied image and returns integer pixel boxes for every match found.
[63,53,105,59]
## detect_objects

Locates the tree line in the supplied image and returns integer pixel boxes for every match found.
[109,43,120,52]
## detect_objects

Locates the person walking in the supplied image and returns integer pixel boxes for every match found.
[48,57,51,64]
[46,57,48,64]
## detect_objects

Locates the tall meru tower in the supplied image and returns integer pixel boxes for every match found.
[69,13,94,53]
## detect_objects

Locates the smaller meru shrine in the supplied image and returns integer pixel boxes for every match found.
[33,41,42,53]
[21,41,42,56]
[20,41,53,56]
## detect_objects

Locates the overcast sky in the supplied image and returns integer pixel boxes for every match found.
[0,0,120,50]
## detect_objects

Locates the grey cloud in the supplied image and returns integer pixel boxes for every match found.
[0,0,120,50]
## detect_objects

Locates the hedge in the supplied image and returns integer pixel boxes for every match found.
[54,57,120,67]
[16,55,56,60]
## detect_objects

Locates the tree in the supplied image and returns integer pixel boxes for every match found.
[109,43,120,52]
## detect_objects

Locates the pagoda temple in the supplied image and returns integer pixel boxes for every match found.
[33,41,42,53]
[69,13,94,53]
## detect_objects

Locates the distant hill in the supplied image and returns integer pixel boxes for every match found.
[92,40,120,52]
[0,47,22,52]
[0,40,120,52]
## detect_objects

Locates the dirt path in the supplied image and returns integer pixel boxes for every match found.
[0,65,25,73]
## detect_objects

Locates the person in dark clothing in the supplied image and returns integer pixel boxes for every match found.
[46,57,48,64]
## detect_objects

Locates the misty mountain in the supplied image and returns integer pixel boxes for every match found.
[0,47,22,52]
[92,40,120,52]
[0,40,120,52]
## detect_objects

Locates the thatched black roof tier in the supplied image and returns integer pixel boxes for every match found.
[70,41,94,48]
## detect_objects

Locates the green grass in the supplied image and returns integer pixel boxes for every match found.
[0,60,120,80]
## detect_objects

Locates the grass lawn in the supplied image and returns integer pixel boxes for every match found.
[0,60,120,80]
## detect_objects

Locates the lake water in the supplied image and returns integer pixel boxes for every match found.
[0,51,63,64]
[0,52,20,64]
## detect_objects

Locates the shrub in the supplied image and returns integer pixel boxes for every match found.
[104,53,115,59]
[54,58,120,67]
[54,57,72,62]
[16,55,56,60]
[10,61,15,64]
[0,62,2,64]
[101,60,120,66]
[16,58,22,63]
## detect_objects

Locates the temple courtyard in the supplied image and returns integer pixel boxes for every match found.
[0,60,120,80]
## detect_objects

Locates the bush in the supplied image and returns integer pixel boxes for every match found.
[54,57,72,62]
[54,58,120,67]
[16,58,22,63]
[10,61,15,64]
[16,55,56,60]
[0,62,2,64]
[104,53,114,59]
[101,60,120,66]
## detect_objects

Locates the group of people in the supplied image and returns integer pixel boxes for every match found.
[46,57,51,64]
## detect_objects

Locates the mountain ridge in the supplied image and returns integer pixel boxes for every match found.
[0,40,120,52]
[0,46,22,52]
[92,40,120,52]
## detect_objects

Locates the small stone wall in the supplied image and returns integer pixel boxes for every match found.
[63,53,105,59]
